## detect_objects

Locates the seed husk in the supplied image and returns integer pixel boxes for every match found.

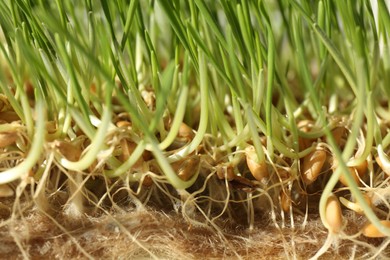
[230,175,255,192]
[302,149,326,185]
[362,220,390,238]
[0,131,18,148]
[325,194,343,234]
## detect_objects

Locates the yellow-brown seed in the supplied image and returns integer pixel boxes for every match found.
[325,194,343,234]
[216,163,235,181]
[177,156,200,181]
[339,167,362,186]
[142,149,153,161]
[142,175,153,187]
[297,120,316,150]
[354,159,368,176]
[247,158,268,181]
[116,120,132,128]
[298,137,314,151]
[362,220,390,238]
[245,146,268,181]
[277,168,290,180]
[178,122,195,140]
[120,139,143,169]
[0,184,14,197]
[337,159,367,186]
[0,111,20,122]
[280,191,291,212]
[54,140,82,162]
[302,149,326,185]
[0,132,18,148]
[327,126,346,147]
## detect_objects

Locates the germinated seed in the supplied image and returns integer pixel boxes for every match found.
[277,168,290,180]
[178,122,195,140]
[280,190,291,212]
[247,158,268,182]
[302,149,326,185]
[141,175,153,187]
[335,158,367,186]
[339,167,362,186]
[297,120,316,150]
[245,146,268,181]
[362,220,390,238]
[116,120,132,128]
[0,184,14,197]
[0,111,20,122]
[178,156,200,181]
[0,131,18,148]
[216,163,235,181]
[120,139,133,160]
[120,139,143,169]
[327,126,346,147]
[55,140,82,162]
[354,159,368,176]
[325,194,343,234]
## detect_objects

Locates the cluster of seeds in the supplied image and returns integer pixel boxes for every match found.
[1,86,389,257]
